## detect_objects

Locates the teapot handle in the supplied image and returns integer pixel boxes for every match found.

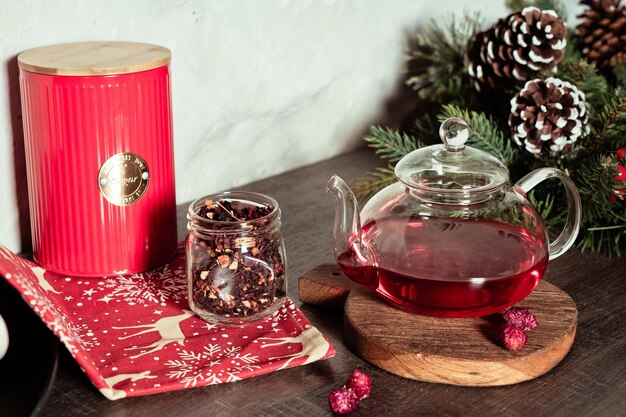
[515,168,582,260]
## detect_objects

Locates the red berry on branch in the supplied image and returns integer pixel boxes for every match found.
[345,369,372,400]
[500,324,528,351]
[328,388,359,415]
[502,307,538,330]
[615,165,626,181]
[610,187,625,202]
[617,148,626,160]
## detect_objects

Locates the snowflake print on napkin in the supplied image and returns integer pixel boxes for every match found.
[99,265,186,306]
[0,244,335,400]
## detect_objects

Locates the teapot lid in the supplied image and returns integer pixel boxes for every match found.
[395,118,509,195]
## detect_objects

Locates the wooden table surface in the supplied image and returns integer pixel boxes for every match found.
[38,148,626,417]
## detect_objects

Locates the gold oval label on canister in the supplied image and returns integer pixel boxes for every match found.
[98,152,149,206]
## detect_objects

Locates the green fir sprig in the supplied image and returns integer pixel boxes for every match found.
[351,166,397,200]
[614,64,626,89]
[574,155,622,224]
[557,59,610,111]
[574,153,626,256]
[588,88,626,150]
[364,126,425,163]
[406,12,481,106]
[437,105,520,166]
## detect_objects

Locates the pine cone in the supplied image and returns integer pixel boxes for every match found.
[576,0,626,69]
[508,77,589,157]
[467,7,567,92]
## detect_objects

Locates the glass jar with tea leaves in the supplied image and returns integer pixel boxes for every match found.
[186,192,287,324]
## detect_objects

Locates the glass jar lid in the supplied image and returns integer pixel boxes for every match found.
[394,118,509,194]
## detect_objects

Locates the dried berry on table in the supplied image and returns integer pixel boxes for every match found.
[327,369,372,414]
[502,307,538,331]
[345,369,372,400]
[328,388,359,415]
[188,197,286,322]
[500,324,528,351]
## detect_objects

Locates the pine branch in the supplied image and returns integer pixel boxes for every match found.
[578,225,626,257]
[573,154,622,224]
[528,189,567,229]
[408,113,439,144]
[406,12,482,105]
[529,152,626,256]
[438,104,520,166]
[613,64,626,89]
[364,126,425,163]
[351,166,397,200]
[587,87,626,149]
[557,58,609,111]
[561,34,583,62]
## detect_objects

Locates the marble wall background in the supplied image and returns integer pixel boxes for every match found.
[2,0,581,253]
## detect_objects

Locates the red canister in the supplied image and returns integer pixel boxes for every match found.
[18,41,177,276]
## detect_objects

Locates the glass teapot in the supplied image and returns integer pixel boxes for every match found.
[327,118,581,318]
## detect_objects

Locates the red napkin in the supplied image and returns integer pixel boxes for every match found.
[0,244,334,400]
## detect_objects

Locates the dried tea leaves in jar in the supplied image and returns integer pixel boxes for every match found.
[188,196,286,323]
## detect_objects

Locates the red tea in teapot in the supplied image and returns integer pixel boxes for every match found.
[337,217,548,318]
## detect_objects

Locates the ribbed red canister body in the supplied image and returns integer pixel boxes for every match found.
[18,43,177,276]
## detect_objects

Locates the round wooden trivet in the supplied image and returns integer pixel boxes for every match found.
[299,263,578,386]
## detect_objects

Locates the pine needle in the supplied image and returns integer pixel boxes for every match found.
[364,126,425,163]
[588,88,626,149]
[557,59,609,111]
[614,64,626,89]
[438,104,520,165]
[406,12,482,105]
[351,166,397,201]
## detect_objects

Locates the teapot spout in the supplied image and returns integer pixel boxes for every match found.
[326,175,371,265]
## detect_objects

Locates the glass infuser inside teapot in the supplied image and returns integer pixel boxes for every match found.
[328,118,582,318]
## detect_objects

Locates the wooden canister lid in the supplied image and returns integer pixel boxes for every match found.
[18,41,171,76]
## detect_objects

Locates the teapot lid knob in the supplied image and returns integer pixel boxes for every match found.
[439,117,469,151]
